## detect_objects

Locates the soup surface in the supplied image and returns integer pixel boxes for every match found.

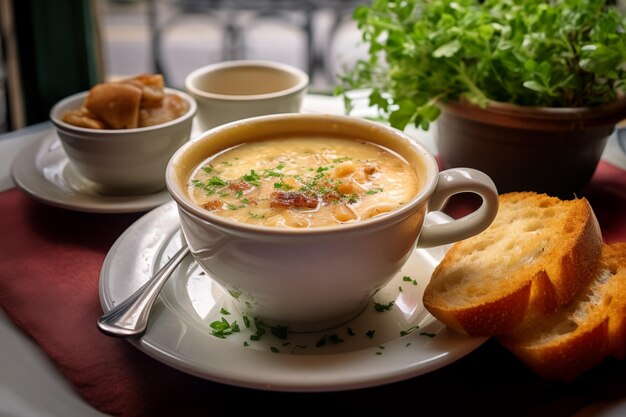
[187,137,420,228]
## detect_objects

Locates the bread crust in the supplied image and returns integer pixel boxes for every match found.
[423,192,602,337]
[603,243,626,359]
[502,319,610,381]
[84,83,142,129]
[498,243,626,381]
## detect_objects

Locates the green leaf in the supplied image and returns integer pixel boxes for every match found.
[523,80,548,93]
[523,59,537,72]
[580,44,623,75]
[478,24,494,41]
[369,90,389,111]
[432,40,461,58]
[388,100,417,130]
[420,104,441,122]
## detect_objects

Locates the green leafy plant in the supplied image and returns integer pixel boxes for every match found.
[337,0,626,131]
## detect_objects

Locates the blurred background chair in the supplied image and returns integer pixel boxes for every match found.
[145,0,365,88]
[108,0,366,91]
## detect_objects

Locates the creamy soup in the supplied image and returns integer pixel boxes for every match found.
[187,137,420,228]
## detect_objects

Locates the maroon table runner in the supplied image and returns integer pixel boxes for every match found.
[1,160,625,417]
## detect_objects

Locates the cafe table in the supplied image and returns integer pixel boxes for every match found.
[1,94,626,417]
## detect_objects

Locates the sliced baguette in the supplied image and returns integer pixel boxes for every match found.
[423,192,602,337]
[498,242,626,381]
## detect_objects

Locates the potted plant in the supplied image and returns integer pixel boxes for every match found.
[337,0,626,197]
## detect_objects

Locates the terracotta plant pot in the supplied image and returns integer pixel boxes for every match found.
[437,99,626,197]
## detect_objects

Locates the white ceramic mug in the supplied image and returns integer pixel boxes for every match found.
[185,60,309,132]
[166,113,499,332]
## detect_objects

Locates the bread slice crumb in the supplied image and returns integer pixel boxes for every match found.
[423,192,602,337]
[499,243,626,381]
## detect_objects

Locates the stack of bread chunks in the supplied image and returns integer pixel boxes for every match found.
[423,191,626,381]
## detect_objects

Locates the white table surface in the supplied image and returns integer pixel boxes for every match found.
[1,94,626,417]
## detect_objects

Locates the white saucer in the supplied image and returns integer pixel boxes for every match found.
[11,131,171,214]
[99,201,487,392]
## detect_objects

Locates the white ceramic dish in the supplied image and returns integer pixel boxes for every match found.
[50,87,196,195]
[98,201,487,392]
[11,131,171,213]
[185,59,308,131]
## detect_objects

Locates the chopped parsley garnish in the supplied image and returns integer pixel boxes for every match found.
[192,156,385,213]
[270,346,280,353]
[265,163,285,177]
[346,194,359,204]
[316,334,328,347]
[242,170,261,186]
[270,325,289,340]
[249,318,267,341]
[403,275,418,286]
[366,330,376,338]
[220,307,230,315]
[208,176,227,186]
[400,325,420,336]
[192,175,229,196]
[314,333,345,347]
[266,170,283,178]
[249,331,264,341]
[374,301,394,312]
[273,180,293,190]
[210,317,240,338]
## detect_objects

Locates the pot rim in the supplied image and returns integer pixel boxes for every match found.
[440,98,626,130]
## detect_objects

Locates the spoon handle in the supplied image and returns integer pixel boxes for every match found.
[97,243,190,337]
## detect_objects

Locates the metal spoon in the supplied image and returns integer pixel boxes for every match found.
[97,243,190,337]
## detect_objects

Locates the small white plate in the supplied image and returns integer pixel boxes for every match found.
[99,201,486,392]
[11,131,171,214]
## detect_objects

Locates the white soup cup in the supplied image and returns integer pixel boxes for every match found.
[166,113,499,332]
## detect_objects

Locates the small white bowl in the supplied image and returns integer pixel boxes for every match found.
[185,60,308,131]
[50,88,197,196]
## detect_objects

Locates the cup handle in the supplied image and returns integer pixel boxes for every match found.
[417,168,499,248]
